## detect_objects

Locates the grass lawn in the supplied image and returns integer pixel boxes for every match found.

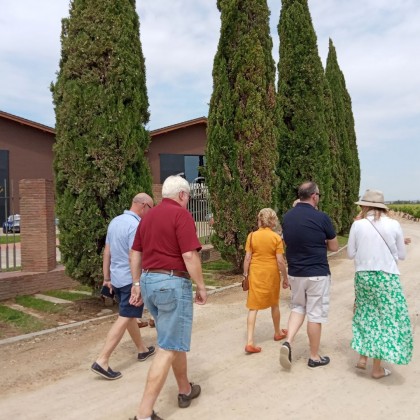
[15,295,65,314]
[0,235,21,244]
[337,234,348,248]
[42,290,92,301]
[202,259,234,271]
[0,304,48,336]
[200,259,238,288]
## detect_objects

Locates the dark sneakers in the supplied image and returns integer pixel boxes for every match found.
[133,412,163,420]
[138,346,156,362]
[178,383,201,408]
[91,362,122,380]
[308,356,330,369]
[132,384,199,419]
[280,341,292,369]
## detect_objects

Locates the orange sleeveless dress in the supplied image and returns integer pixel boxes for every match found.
[245,227,284,310]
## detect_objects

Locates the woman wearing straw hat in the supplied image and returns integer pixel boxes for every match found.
[347,189,413,379]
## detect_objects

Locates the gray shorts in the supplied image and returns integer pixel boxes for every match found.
[288,275,331,323]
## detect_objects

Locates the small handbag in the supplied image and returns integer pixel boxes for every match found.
[242,275,249,292]
[242,233,253,292]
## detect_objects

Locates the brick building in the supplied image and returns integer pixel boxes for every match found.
[0,110,208,220]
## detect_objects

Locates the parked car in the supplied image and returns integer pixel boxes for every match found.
[2,214,20,234]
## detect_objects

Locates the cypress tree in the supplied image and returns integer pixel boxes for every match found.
[323,80,344,233]
[276,0,332,217]
[51,0,152,287]
[207,0,278,271]
[325,38,360,232]
[343,67,361,224]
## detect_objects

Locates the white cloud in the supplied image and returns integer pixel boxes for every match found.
[0,0,419,199]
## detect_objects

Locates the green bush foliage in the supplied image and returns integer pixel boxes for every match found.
[276,0,332,218]
[51,0,152,287]
[326,39,360,232]
[207,0,279,271]
[389,204,420,218]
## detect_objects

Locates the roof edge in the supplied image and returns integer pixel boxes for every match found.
[0,110,55,134]
[150,116,207,137]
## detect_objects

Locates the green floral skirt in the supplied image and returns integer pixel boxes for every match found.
[351,271,413,365]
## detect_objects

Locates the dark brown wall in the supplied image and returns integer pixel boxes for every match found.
[147,122,207,184]
[0,115,208,209]
[0,118,54,213]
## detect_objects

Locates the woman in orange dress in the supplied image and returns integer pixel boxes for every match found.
[243,208,289,353]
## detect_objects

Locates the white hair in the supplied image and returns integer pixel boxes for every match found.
[162,175,190,198]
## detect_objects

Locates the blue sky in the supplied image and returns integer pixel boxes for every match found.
[1,0,419,201]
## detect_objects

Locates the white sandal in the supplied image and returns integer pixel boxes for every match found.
[372,367,391,379]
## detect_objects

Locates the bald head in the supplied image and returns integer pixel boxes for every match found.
[131,193,154,217]
[132,193,152,205]
[297,181,320,208]
[298,182,318,201]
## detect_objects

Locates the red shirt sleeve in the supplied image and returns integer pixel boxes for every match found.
[132,222,142,252]
[176,210,202,254]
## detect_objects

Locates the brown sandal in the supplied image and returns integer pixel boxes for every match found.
[355,362,366,370]
[355,358,367,370]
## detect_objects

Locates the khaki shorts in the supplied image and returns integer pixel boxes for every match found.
[288,275,331,323]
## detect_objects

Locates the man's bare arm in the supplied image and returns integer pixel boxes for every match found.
[102,244,112,289]
[129,249,143,306]
[182,250,207,305]
[327,237,339,252]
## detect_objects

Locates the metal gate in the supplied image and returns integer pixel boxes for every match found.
[0,179,20,271]
[187,181,213,244]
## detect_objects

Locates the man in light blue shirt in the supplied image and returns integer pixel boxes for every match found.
[91,193,155,380]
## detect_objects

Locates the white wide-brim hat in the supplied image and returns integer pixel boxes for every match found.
[355,189,388,210]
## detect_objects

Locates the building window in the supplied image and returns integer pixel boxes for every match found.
[160,154,205,183]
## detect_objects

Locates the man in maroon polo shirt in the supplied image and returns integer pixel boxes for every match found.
[129,175,207,420]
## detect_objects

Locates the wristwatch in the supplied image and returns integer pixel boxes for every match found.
[242,273,248,278]
[132,282,140,286]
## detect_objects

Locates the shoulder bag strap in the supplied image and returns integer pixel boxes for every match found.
[367,219,395,260]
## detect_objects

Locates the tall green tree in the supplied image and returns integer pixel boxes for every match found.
[207,0,278,271]
[323,80,344,233]
[326,38,360,232]
[343,61,361,226]
[51,0,152,287]
[276,0,332,217]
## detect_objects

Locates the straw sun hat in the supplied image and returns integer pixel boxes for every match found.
[354,189,388,210]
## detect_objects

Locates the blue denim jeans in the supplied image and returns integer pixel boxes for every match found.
[140,272,193,351]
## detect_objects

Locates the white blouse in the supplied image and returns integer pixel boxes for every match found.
[347,214,406,275]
